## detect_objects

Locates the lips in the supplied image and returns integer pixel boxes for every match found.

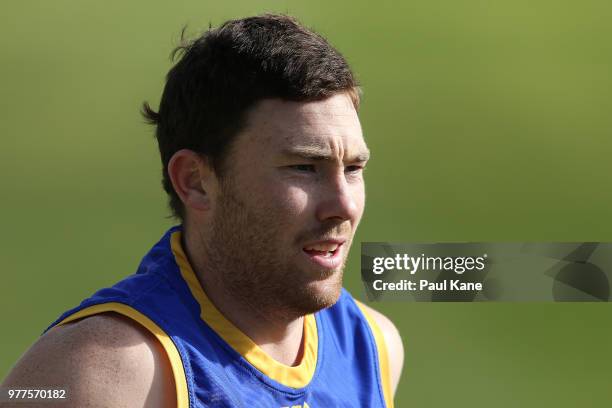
[302,239,346,269]
[303,242,341,257]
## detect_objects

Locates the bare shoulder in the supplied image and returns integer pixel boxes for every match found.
[2,313,175,408]
[358,303,404,396]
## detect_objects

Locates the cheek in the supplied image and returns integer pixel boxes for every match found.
[238,173,311,217]
[270,184,311,216]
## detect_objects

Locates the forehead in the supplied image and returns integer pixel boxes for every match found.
[236,93,367,158]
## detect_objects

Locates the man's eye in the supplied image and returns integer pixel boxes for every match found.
[345,165,364,173]
[289,164,316,172]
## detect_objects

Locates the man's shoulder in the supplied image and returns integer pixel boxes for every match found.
[2,313,175,407]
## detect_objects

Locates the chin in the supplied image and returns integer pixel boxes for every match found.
[294,273,343,314]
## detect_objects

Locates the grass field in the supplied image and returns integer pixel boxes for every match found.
[2,1,612,406]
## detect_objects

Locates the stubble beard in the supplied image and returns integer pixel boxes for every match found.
[203,181,347,322]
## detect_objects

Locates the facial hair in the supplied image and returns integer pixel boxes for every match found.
[202,177,348,321]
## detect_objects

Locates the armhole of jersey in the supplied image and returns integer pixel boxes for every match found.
[354,300,394,408]
[51,302,189,408]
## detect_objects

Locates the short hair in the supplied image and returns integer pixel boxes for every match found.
[142,14,360,220]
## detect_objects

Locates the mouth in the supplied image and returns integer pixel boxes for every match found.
[302,240,345,269]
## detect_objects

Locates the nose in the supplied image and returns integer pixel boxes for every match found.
[315,172,362,223]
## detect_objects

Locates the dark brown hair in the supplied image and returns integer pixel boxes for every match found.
[143,14,360,220]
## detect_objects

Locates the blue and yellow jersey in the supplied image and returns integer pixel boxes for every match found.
[45,226,393,407]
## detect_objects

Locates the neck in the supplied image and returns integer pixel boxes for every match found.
[182,224,306,366]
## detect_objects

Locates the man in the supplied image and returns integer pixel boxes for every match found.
[2,14,403,407]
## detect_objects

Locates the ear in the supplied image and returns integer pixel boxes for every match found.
[167,149,217,214]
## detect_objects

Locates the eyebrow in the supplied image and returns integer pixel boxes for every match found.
[281,146,370,162]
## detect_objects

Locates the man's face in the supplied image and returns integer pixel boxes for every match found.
[205,92,369,318]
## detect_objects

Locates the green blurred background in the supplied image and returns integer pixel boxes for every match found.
[2,0,612,406]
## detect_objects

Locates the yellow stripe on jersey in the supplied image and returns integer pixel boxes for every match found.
[355,301,394,408]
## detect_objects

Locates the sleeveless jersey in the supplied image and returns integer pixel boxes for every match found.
[45,226,393,408]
